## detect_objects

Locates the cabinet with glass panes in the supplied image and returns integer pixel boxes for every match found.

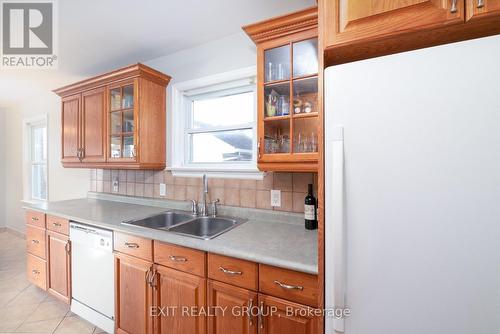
[244,7,320,172]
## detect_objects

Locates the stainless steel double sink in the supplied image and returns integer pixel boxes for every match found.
[122,211,247,240]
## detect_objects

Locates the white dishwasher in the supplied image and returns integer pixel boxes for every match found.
[70,222,114,333]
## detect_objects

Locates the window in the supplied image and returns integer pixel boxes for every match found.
[171,67,262,179]
[27,121,48,201]
[188,88,254,164]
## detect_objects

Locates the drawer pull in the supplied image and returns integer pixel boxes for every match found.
[477,0,484,8]
[219,266,242,276]
[125,242,140,249]
[31,239,40,244]
[52,222,62,227]
[169,255,187,262]
[450,0,458,13]
[258,301,264,329]
[273,280,304,291]
[32,269,40,275]
[31,217,39,221]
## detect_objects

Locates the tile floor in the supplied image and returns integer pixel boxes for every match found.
[0,230,108,334]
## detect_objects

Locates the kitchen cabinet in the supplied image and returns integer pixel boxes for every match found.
[243,7,320,172]
[467,0,500,20]
[46,230,71,303]
[25,210,47,290]
[258,294,319,334]
[115,252,154,334]
[322,0,464,48]
[55,63,171,170]
[208,280,257,334]
[152,265,207,334]
[320,0,500,65]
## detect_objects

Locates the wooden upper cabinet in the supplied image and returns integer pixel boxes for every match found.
[324,0,465,47]
[61,94,81,163]
[46,231,71,303]
[54,63,171,170]
[115,252,154,334]
[82,87,106,163]
[153,265,206,334]
[467,0,500,20]
[243,7,321,172]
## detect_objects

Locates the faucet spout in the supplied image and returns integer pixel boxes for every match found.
[201,174,208,216]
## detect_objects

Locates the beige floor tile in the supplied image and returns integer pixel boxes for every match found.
[8,286,48,306]
[0,303,39,332]
[14,317,63,333]
[25,301,70,322]
[0,291,21,307]
[53,316,96,334]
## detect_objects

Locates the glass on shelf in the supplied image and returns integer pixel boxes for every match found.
[293,38,318,78]
[110,88,122,111]
[264,45,291,82]
[293,77,318,115]
[123,110,134,133]
[122,85,134,109]
[123,135,135,158]
[293,117,318,153]
[110,136,122,158]
[264,83,290,118]
[264,119,290,154]
[111,112,122,135]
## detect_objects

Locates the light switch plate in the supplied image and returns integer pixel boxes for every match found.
[271,189,281,207]
[159,183,166,197]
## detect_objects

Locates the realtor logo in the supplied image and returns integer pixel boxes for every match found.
[1,0,58,68]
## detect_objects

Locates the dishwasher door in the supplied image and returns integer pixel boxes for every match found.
[70,223,114,319]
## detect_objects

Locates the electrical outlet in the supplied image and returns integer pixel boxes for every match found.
[270,189,281,207]
[159,183,166,197]
[112,177,119,193]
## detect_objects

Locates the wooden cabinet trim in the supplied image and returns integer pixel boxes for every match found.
[46,230,71,303]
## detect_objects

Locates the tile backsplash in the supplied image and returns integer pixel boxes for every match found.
[90,170,317,213]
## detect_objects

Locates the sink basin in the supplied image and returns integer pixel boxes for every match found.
[168,216,247,240]
[123,211,195,230]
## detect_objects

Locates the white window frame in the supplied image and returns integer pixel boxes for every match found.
[23,115,48,202]
[170,67,264,180]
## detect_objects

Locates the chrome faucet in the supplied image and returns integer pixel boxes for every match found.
[200,174,209,216]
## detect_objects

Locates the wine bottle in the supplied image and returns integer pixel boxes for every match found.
[305,184,317,230]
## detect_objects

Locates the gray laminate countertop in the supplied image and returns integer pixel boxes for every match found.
[23,193,318,275]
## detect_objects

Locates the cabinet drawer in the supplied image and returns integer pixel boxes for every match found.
[154,241,206,277]
[208,253,258,291]
[27,253,47,290]
[259,264,319,307]
[25,210,46,228]
[114,232,153,262]
[26,226,46,259]
[47,215,70,235]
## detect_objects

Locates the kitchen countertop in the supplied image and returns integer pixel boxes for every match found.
[23,193,318,275]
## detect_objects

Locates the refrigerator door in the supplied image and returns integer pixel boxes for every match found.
[325,35,500,334]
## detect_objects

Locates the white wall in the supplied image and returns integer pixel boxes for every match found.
[145,32,257,166]
[0,109,5,228]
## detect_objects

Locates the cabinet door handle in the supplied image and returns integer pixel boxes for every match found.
[248,299,254,327]
[32,269,40,275]
[477,0,484,8]
[450,0,458,13]
[65,241,71,254]
[219,266,242,276]
[146,268,152,285]
[125,242,139,249]
[273,280,304,291]
[52,222,62,227]
[31,217,39,222]
[258,301,264,329]
[169,255,187,262]
[150,269,158,289]
[31,239,40,244]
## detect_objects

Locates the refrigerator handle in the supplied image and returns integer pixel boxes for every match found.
[332,126,346,333]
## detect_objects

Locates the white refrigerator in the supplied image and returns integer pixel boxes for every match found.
[325,35,500,334]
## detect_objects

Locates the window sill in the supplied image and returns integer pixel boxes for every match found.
[169,166,265,180]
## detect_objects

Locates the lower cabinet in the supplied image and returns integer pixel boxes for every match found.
[258,294,319,334]
[46,230,71,303]
[153,265,206,334]
[115,252,154,334]
[207,280,257,334]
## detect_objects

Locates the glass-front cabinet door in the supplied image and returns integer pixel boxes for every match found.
[108,80,138,162]
[260,37,319,166]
